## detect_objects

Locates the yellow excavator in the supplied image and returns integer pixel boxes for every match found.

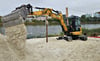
[16,4,87,41]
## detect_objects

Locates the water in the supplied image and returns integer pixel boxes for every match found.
[82,24,100,29]
[26,25,62,38]
[0,24,100,38]
[0,27,5,34]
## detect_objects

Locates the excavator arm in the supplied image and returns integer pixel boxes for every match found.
[30,7,68,33]
[14,4,68,33]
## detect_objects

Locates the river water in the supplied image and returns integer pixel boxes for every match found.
[0,24,100,38]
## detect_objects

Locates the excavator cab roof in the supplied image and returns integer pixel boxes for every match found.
[69,15,79,19]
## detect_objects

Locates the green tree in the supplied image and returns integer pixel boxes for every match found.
[48,18,60,23]
[0,17,2,23]
[93,16,98,21]
[80,15,90,22]
[80,15,86,22]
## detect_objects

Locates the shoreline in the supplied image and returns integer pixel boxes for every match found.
[0,22,100,26]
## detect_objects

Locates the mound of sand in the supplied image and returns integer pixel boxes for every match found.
[0,34,19,61]
[0,24,26,61]
[5,24,26,60]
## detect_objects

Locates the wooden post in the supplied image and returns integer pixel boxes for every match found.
[66,8,68,17]
[46,16,48,43]
[66,7,69,26]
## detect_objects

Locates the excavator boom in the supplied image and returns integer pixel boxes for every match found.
[30,7,68,33]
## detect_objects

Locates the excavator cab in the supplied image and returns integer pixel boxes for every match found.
[68,16,81,32]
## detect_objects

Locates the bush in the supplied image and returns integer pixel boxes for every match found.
[0,18,2,23]
[82,28,100,36]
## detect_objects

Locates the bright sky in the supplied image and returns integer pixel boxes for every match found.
[0,0,100,16]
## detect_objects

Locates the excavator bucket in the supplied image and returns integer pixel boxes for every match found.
[1,7,29,27]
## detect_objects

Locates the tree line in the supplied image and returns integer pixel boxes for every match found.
[0,18,1,22]
[80,15,100,23]
[0,15,100,24]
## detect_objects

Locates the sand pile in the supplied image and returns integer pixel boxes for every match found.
[0,24,26,61]
[5,24,26,60]
[0,34,19,61]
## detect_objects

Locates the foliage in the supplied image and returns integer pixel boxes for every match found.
[47,18,60,25]
[80,15,100,24]
[0,17,2,23]
[47,18,60,22]
[82,28,100,36]
[25,19,45,25]
[80,15,88,22]
[0,17,3,26]
[60,32,64,36]
[25,18,60,25]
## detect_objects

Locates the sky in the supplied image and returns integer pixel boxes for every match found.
[0,0,100,16]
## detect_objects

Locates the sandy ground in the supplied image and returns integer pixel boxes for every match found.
[25,37,100,61]
[0,35,100,61]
